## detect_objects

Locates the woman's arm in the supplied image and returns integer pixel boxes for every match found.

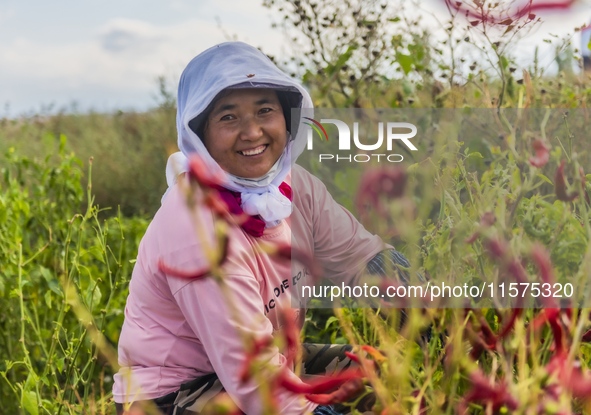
[171,273,318,415]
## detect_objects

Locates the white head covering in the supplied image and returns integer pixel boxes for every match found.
[163,42,313,225]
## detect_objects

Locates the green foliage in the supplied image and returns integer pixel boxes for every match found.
[0,104,175,218]
[0,143,148,414]
[4,1,591,413]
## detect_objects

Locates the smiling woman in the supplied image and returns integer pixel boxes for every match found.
[200,88,288,179]
[112,41,413,415]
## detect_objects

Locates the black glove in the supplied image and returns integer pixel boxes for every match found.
[313,405,344,415]
[366,249,425,284]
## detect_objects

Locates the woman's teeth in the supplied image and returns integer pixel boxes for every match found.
[240,145,266,156]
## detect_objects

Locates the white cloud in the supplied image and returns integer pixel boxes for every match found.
[99,18,167,54]
[0,11,287,115]
[0,6,16,24]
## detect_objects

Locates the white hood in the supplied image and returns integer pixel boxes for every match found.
[163,42,313,224]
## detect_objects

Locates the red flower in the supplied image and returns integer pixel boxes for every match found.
[529,139,550,168]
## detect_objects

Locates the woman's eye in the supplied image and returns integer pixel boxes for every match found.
[219,114,235,121]
[259,107,273,114]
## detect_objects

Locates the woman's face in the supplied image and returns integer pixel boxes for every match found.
[202,88,288,179]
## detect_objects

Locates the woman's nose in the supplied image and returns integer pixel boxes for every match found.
[238,117,263,141]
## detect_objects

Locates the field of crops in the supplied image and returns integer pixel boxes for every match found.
[3,1,591,414]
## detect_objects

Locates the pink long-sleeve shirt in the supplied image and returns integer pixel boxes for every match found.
[113,165,385,414]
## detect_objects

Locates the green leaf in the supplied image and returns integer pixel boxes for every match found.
[325,45,356,76]
[39,266,62,296]
[85,284,102,308]
[512,168,522,188]
[325,316,339,329]
[465,152,483,161]
[536,173,553,185]
[396,52,414,75]
[500,55,509,70]
[39,376,50,387]
[55,357,65,373]
[44,291,52,309]
[21,390,39,415]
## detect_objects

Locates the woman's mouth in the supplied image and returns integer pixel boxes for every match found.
[238,145,267,156]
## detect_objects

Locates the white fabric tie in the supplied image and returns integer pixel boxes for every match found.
[241,185,292,223]
[163,152,292,224]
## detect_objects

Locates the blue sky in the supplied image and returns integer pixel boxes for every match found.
[1,0,590,117]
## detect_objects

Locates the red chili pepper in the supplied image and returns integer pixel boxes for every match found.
[484,238,507,259]
[530,244,555,284]
[531,308,567,356]
[444,0,574,24]
[497,309,521,339]
[531,308,560,331]
[277,368,364,395]
[465,212,496,243]
[239,335,274,383]
[361,345,386,362]
[505,259,528,284]
[410,389,428,415]
[478,316,498,348]
[187,155,224,188]
[203,190,230,217]
[157,258,209,279]
[461,369,518,413]
[344,351,360,364]
[529,139,550,168]
[305,378,365,405]
[157,235,228,279]
[546,351,591,399]
[277,308,301,366]
[355,167,406,221]
[343,350,378,375]
[530,244,560,308]
[555,160,578,202]
[580,167,591,205]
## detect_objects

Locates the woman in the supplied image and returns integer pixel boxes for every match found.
[113,42,408,415]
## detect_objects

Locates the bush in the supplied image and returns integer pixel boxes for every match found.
[0,141,148,414]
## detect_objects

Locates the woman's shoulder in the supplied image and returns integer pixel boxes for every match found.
[145,180,217,255]
[290,164,327,193]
